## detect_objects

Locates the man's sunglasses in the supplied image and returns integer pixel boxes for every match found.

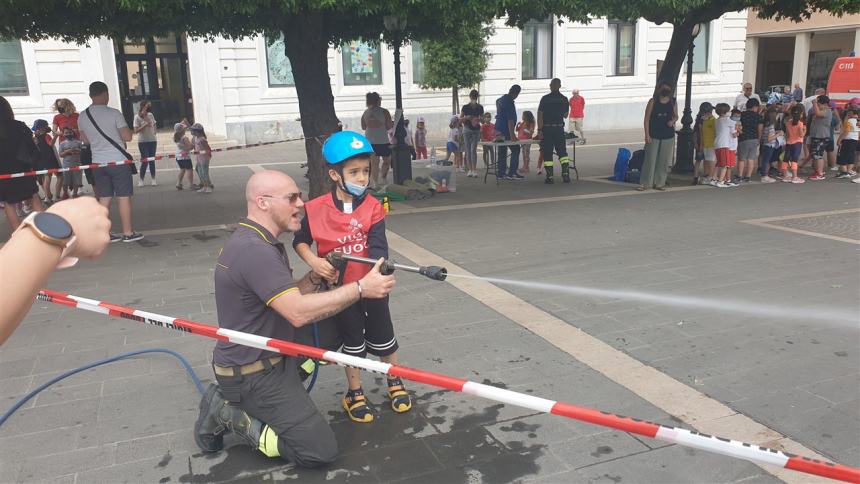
[260,192,303,204]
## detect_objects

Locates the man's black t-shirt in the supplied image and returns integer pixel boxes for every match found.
[538,92,569,125]
[461,103,484,131]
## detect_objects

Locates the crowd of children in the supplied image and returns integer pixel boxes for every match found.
[413,111,507,179]
[693,95,859,187]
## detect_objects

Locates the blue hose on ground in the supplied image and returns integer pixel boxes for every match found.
[0,348,205,429]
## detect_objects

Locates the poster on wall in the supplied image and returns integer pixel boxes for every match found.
[350,42,375,74]
[342,40,381,85]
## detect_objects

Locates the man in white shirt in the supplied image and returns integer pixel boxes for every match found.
[802,88,827,113]
[734,83,762,112]
[77,81,144,243]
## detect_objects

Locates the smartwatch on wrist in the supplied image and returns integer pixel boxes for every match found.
[17,212,78,268]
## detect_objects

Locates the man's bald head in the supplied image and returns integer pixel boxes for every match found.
[245,170,304,236]
[245,170,298,205]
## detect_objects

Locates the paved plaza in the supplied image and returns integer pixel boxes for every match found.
[1,131,858,483]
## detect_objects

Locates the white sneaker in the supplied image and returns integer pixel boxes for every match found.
[138,179,144,187]
[151,178,157,186]
[197,187,206,193]
[830,166,839,172]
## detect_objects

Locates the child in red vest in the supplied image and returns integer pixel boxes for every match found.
[293,131,411,423]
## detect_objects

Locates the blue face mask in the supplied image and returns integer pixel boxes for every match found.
[344,181,368,197]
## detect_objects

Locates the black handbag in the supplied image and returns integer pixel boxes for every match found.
[84,108,137,175]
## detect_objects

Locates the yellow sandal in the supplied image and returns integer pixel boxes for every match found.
[387,378,412,413]
[343,389,374,423]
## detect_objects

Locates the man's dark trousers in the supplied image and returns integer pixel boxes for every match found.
[214,357,337,467]
[497,131,521,178]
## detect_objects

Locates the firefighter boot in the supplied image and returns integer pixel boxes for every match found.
[561,158,571,183]
[216,401,269,453]
[194,383,226,452]
[544,164,554,184]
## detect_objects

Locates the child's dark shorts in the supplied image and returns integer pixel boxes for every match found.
[334,296,398,358]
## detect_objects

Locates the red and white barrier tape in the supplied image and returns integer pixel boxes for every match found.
[0,136,305,180]
[33,288,860,483]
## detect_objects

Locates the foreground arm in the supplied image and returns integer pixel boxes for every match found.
[0,198,110,345]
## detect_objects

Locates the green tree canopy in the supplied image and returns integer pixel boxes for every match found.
[0,0,510,196]
[418,23,494,114]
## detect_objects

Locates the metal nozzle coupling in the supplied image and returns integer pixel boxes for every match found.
[418,266,447,281]
[326,253,447,281]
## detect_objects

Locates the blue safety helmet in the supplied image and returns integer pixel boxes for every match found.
[323,131,375,165]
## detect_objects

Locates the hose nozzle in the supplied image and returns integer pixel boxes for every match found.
[326,253,447,281]
[418,266,447,281]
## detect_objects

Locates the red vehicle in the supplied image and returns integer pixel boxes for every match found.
[827,56,860,108]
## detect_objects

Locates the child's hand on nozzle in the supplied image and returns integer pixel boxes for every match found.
[311,256,339,284]
[358,258,395,299]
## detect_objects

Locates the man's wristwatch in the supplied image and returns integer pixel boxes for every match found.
[17,212,79,268]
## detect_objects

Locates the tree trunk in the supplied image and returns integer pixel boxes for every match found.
[452,86,459,115]
[656,21,695,96]
[282,14,339,199]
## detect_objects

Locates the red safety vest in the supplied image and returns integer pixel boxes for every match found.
[305,194,386,284]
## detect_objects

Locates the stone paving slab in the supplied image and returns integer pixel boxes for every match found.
[758,211,860,242]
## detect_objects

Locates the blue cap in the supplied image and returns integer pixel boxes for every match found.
[31,119,49,132]
[322,131,375,165]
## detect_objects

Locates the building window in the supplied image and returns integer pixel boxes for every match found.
[412,41,425,85]
[522,17,553,80]
[0,40,28,95]
[342,40,382,86]
[608,20,636,76]
[688,23,710,73]
[265,35,295,87]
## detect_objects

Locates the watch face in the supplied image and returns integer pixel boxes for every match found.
[34,212,73,240]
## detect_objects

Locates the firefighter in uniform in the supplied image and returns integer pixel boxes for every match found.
[537,78,572,184]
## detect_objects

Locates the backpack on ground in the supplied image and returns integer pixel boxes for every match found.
[610,148,632,181]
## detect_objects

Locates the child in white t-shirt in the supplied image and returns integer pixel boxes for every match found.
[711,103,740,188]
[444,115,462,169]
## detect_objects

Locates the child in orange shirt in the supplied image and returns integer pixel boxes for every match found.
[782,105,806,183]
[516,111,536,173]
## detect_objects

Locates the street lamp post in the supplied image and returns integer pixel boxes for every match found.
[384,15,412,185]
[673,23,702,175]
